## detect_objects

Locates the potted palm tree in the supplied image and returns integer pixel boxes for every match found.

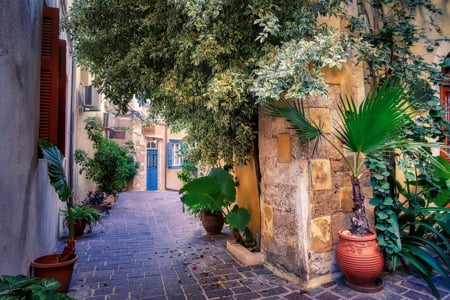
[179,167,251,236]
[264,79,436,292]
[30,140,77,292]
[61,205,101,237]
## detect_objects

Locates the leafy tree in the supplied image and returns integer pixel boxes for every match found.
[64,0,348,165]
[74,117,139,195]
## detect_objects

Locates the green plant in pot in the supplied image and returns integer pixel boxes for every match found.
[61,205,101,237]
[264,79,439,292]
[74,117,139,195]
[179,167,250,236]
[0,274,72,299]
[31,140,78,292]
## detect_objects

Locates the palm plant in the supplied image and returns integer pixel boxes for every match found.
[263,79,431,236]
[39,140,75,261]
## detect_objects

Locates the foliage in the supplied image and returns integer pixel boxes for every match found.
[179,167,250,232]
[39,140,76,261]
[176,151,198,184]
[74,117,139,195]
[64,0,356,165]
[0,275,72,300]
[345,0,450,260]
[61,206,101,232]
[264,80,439,236]
[392,177,450,299]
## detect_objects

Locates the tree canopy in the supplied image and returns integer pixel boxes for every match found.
[64,0,448,165]
[64,0,352,165]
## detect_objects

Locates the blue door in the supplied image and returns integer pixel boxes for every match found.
[146,149,158,190]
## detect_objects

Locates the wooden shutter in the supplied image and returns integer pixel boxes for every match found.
[39,6,59,145]
[57,39,67,153]
[167,141,173,168]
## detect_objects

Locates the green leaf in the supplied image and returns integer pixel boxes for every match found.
[39,140,71,203]
[369,197,382,206]
[225,206,251,231]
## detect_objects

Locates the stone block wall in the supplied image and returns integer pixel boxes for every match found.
[258,63,375,287]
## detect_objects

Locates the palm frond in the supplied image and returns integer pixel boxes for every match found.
[335,80,414,155]
[262,95,323,153]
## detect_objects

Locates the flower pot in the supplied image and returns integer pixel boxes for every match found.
[200,211,224,235]
[335,229,384,293]
[73,219,87,237]
[31,254,77,292]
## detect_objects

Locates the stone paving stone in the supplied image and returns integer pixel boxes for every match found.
[315,291,343,299]
[65,192,450,300]
[258,286,289,297]
[233,291,261,299]
[402,290,437,300]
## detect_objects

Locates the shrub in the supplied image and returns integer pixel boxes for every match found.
[75,117,139,195]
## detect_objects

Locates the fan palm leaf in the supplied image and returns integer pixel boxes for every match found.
[263,94,323,153]
[335,81,413,156]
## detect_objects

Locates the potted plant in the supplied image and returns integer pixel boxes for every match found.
[74,117,139,195]
[0,274,72,299]
[179,167,251,236]
[264,79,438,292]
[61,205,101,237]
[31,140,77,292]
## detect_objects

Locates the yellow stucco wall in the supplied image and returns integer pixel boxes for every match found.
[235,157,261,241]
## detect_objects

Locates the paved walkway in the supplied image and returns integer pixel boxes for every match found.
[63,192,449,300]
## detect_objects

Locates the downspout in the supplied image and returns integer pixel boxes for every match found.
[164,124,168,191]
[163,124,178,191]
[68,53,76,206]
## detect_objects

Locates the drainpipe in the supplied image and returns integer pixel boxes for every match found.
[68,55,76,206]
[164,125,168,191]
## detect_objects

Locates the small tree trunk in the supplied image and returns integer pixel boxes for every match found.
[350,176,369,236]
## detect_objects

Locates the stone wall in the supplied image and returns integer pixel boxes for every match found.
[258,62,375,287]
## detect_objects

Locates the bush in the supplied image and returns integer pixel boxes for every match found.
[75,117,139,195]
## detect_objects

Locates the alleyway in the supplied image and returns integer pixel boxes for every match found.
[64,192,449,300]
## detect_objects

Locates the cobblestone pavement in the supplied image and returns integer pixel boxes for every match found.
[63,191,449,300]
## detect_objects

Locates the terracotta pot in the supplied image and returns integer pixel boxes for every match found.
[73,219,87,237]
[335,229,384,293]
[31,254,77,292]
[200,211,224,235]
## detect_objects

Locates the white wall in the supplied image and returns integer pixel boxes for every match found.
[0,0,62,275]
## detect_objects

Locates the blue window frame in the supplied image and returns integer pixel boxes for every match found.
[167,140,183,168]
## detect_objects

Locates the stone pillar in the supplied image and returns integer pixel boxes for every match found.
[258,62,373,288]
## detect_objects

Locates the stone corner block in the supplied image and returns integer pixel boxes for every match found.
[311,216,332,253]
[263,203,274,237]
[338,186,353,212]
[311,159,332,190]
[277,133,291,163]
[309,108,331,133]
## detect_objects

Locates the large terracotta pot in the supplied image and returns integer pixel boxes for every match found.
[200,211,224,235]
[31,254,77,292]
[335,229,384,293]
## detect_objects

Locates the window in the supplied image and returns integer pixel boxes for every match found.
[440,53,450,158]
[167,140,182,168]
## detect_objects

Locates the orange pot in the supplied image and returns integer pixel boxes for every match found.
[335,229,384,293]
[31,254,77,292]
[200,211,224,235]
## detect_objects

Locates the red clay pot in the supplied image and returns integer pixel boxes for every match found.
[73,219,87,237]
[31,254,77,292]
[335,229,384,293]
[200,211,224,235]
